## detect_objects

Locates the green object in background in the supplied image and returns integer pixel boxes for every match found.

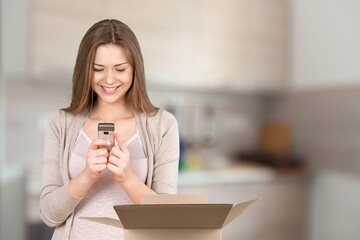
[178,138,187,171]
[178,157,187,171]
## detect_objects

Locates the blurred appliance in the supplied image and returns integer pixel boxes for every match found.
[239,122,303,168]
[261,122,292,156]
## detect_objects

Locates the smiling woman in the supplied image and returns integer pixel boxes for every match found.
[64,19,157,115]
[39,19,180,240]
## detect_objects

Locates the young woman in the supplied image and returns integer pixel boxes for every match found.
[40,19,179,240]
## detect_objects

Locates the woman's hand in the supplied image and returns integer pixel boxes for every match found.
[69,139,111,199]
[106,131,156,204]
[107,131,134,185]
[85,139,111,182]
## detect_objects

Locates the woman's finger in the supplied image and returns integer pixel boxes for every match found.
[114,131,128,153]
[94,156,108,164]
[108,155,120,165]
[90,139,112,150]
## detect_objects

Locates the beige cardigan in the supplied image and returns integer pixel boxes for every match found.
[40,108,179,240]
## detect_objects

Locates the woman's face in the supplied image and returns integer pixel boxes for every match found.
[92,44,133,105]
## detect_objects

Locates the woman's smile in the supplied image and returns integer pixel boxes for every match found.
[100,85,121,94]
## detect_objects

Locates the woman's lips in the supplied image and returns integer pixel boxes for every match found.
[101,85,120,94]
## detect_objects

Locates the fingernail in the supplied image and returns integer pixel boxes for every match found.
[107,141,111,145]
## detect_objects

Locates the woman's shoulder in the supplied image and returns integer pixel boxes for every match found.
[136,108,178,136]
[47,109,86,129]
[48,109,74,124]
[145,108,177,126]
[137,109,179,144]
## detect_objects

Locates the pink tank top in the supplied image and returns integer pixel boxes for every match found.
[69,127,148,240]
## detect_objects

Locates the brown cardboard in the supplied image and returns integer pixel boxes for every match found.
[114,204,233,229]
[124,229,221,240]
[81,195,260,240]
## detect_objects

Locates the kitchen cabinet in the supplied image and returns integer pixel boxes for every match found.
[249,0,289,92]
[199,0,289,93]
[134,0,289,92]
[178,171,310,240]
[32,0,288,92]
[264,175,310,240]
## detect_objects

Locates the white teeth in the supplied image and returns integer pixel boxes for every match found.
[103,86,117,92]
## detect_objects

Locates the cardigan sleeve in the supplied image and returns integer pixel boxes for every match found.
[150,110,180,194]
[39,111,81,227]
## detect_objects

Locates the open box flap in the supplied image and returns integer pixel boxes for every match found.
[222,198,261,228]
[114,204,233,229]
[80,217,123,228]
[80,198,261,230]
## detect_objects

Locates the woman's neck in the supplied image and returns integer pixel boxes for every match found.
[90,100,133,122]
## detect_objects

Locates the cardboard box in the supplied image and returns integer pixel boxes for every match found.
[81,194,260,240]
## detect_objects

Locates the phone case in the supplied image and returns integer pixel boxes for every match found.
[98,123,115,150]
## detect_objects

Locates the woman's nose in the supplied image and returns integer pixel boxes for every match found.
[105,72,116,85]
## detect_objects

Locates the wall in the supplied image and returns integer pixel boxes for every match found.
[1,0,29,79]
[291,0,360,90]
[0,1,31,239]
[0,0,4,165]
[264,87,360,174]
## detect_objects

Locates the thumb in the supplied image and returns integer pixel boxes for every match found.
[114,131,128,152]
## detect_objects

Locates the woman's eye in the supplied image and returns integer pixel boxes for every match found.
[93,68,103,72]
[116,69,125,72]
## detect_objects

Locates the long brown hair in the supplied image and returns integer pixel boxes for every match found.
[63,19,157,115]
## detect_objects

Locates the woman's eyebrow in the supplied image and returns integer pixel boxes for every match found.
[93,62,129,67]
[114,62,129,67]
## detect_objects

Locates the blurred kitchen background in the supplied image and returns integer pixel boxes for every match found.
[1,0,360,239]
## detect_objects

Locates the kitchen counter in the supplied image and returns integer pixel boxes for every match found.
[178,163,277,187]
[177,162,311,240]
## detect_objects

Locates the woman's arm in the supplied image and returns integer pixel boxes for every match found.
[39,112,81,227]
[150,111,180,194]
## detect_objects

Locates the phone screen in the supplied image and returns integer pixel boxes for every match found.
[98,123,115,150]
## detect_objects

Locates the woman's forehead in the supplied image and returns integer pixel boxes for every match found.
[94,44,129,64]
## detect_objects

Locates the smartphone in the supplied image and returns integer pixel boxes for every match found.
[98,123,115,150]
